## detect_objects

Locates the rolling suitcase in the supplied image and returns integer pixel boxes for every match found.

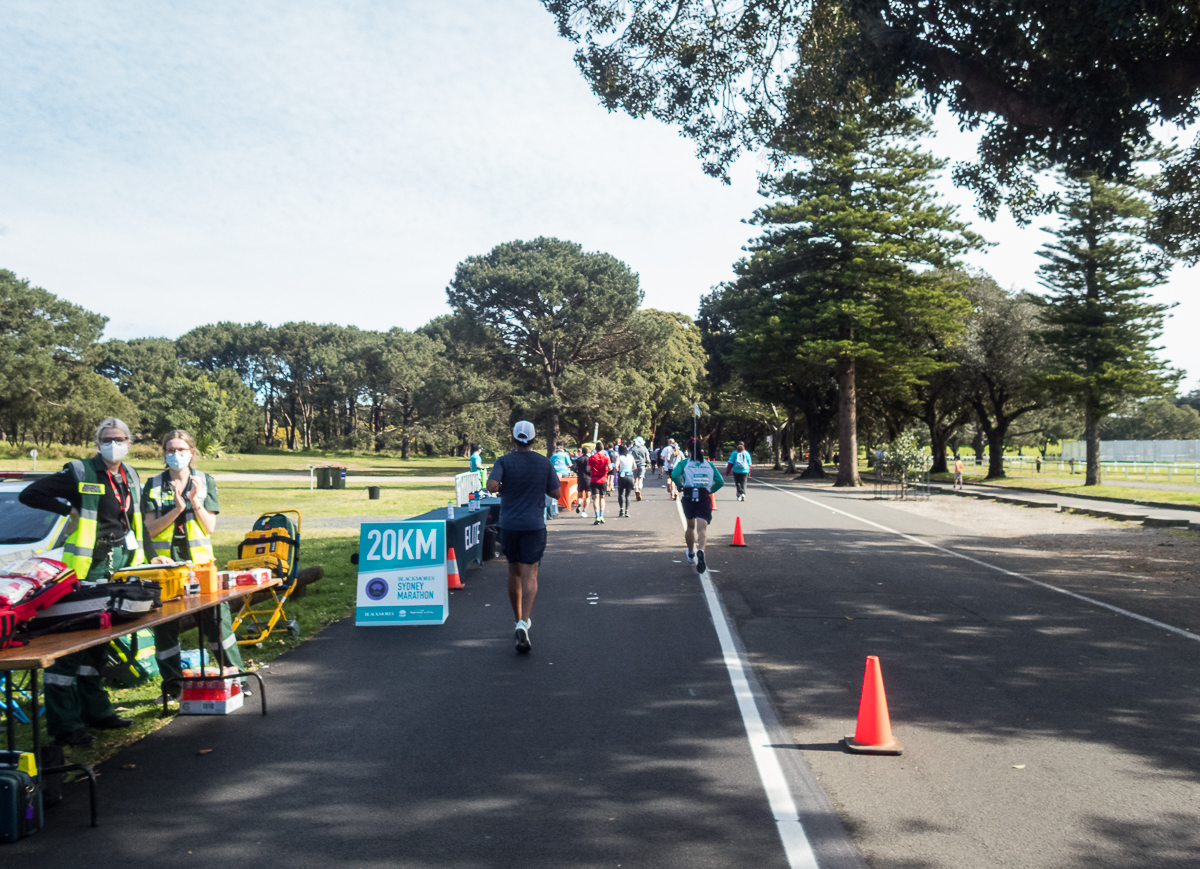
[0,751,42,843]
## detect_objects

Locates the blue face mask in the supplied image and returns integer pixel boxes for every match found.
[165,452,191,471]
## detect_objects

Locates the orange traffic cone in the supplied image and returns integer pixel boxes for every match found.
[447,546,464,589]
[730,517,747,547]
[841,656,902,755]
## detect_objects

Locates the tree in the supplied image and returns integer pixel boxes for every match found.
[1035,171,1178,485]
[725,88,980,485]
[626,310,706,446]
[0,270,107,443]
[1100,398,1200,441]
[419,314,515,456]
[144,369,260,453]
[543,0,1200,220]
[956,278,1049,479]
[447,238,645,453]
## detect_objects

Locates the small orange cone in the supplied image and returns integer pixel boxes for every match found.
[446,546,464,589]
[730,517,747,547]
[841,656,902,755]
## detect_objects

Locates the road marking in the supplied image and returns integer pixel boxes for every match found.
[754,479,1200,644]
[676,498,819,869]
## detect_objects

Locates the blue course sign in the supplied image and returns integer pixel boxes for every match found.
[355,520,448,626]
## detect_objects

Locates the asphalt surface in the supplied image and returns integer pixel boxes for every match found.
[14,474,1200,867]
[14,479,853,869]
[713,477,1200,869]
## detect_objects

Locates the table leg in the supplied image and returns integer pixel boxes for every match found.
[4,674,13,751]
[30,668,39,767]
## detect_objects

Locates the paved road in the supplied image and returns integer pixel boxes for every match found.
[716,477,1200,868]
[16,475,1200,867]
[16,478,857,869]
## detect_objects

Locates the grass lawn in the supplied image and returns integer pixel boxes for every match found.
[214,479,455,520]
[0,444,467,477]
[3,476,456,767]
[929,472,1200,506]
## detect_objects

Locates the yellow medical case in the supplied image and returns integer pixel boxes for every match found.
[110,562,191,601]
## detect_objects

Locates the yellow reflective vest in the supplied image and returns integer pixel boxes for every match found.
[63,457,147,580]
[143,472,215,563]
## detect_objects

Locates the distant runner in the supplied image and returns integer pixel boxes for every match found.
[615,445,636,517]
[588,441,612,524]
[606,440,620,494]
[574,446,592,517]
[726,441,752,501]
[672,442,724,574]
[662,440,681,500]
[486,420,561,654]
[630,436,650,500]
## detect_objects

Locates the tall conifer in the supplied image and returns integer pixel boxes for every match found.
[1035,173,1177,485]
[730,91,983,485]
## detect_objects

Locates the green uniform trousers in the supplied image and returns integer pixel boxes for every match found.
[153,602,244,697]
[43,546,131,737]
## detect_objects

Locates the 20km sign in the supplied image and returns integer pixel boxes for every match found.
[356,519,448,626]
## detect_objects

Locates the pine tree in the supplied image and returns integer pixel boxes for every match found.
[1035,172,1178,485]
[729,91,984,486]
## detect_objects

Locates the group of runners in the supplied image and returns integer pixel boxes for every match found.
[489,423,755,654]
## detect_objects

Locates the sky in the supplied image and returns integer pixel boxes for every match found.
[2,1,1197,387]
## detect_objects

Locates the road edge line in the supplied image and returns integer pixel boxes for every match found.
[676,498,827,869]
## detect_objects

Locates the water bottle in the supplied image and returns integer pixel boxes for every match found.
[447,500,455,519]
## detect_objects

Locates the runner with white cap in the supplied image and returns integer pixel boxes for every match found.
[486,420,561,653]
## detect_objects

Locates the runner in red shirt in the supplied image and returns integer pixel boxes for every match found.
[588,441,612,524]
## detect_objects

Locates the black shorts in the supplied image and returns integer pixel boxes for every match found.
[680,489,712,523]
[501,527,547,564]
[590,481,608,496]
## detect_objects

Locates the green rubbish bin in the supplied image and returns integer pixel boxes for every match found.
[316,465,347,490]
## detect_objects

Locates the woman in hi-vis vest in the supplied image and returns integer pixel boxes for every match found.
[17,417,146,746]
[141,429,246,701]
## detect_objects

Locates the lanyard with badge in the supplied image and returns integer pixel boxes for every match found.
[106,464,138,550]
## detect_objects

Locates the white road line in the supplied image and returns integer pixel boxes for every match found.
[754,479,1200,644]
[676,498,820,869]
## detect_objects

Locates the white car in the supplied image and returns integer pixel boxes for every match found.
[0,474,69,563]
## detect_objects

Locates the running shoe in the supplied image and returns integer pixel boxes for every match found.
[594,517,602,525]
[686,549,695,564]
[514,620,531,653]
[580,510,587,517]
[599,516,606,524]
[696,550,707,574]
[635,491,642,501]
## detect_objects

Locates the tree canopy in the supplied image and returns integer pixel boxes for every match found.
[447,237,651,451]
[543,0,1200,220]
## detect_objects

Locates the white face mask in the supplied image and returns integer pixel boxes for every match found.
[99,441,129,462]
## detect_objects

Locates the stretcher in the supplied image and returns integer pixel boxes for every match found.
[229,510,302,645]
